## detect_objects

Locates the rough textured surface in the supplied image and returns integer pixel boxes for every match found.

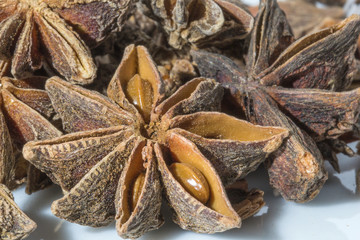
[51,137,137,227]
[244,89,327,202]
[0,184,37,240]
[259,15,360,91]
[0,0,132,83]
[116,142,163,239]
[0,77,61,193]
[191,0,360,202]
[23,44,279,236]
[142,0,253,48]
[169,113,288,185]
[266,87,360,141]
[156,137,241,233]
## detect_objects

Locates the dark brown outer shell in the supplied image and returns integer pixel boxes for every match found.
[0,108,15,188]
[155,78,223,123]
[0,184,37,240]
[0,77,61,192]
[116,141,163,239]
[1,88,61,145]
[55,0,132,47]
[23,126,133,192]
[259,14,360,91]
[51,136,137,227]
[246,0,294,76]
[155,141,241,233]
[265,86,360,141]
[245,88,327,202]
[45,77,135,133]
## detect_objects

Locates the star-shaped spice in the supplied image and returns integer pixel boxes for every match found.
[192,0,360,202]
[0,0,132,84]
[141,0,254,49]
[23,44,288,238]
[0,184,36,240]
[0,76,61,193]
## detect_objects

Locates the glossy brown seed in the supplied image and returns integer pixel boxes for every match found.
[169,162,210,204]
[130,172,146,211]
[125,74,154,123]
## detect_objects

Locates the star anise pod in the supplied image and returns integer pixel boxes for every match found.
[0,0,132,84]
[0,184,36,240]
[140,0,254,49]
[23,44,288,238]
[0,76,61,193]
[192,0,360,202]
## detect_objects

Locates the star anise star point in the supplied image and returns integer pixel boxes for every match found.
[0,75,61,194]
[23,44,289,238]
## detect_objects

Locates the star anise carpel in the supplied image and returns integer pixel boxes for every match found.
[22,44,289,238]
[0,0,132,84]
[192,0,360,202]
[0,184,36,240]
[0,76,61,194]
[140,0,254,49]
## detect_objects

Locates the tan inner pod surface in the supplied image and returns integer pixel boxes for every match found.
[168,134,236,218]
[174,113,286,141]
[157,78,204,116]
[120,46,159,123]
[119,140,146,224]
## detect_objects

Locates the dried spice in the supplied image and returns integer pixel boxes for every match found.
[0,0,132,84]
[225,179,265,219]
[23,44,288,237]
[317,138,356,173]
[140,0,254,49]
[0,76,61,193]
[192,0,360,202]
[0,184,36,240]
[93,7,198,95]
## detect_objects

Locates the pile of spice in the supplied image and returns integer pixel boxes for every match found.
[1,0,360,239]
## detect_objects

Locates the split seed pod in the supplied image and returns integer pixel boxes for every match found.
[23,44,288,238]
[0,76,61,193]
[142,0,254,48]
[0,0,132,84]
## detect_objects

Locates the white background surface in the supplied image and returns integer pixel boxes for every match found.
[12,0,360,239]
